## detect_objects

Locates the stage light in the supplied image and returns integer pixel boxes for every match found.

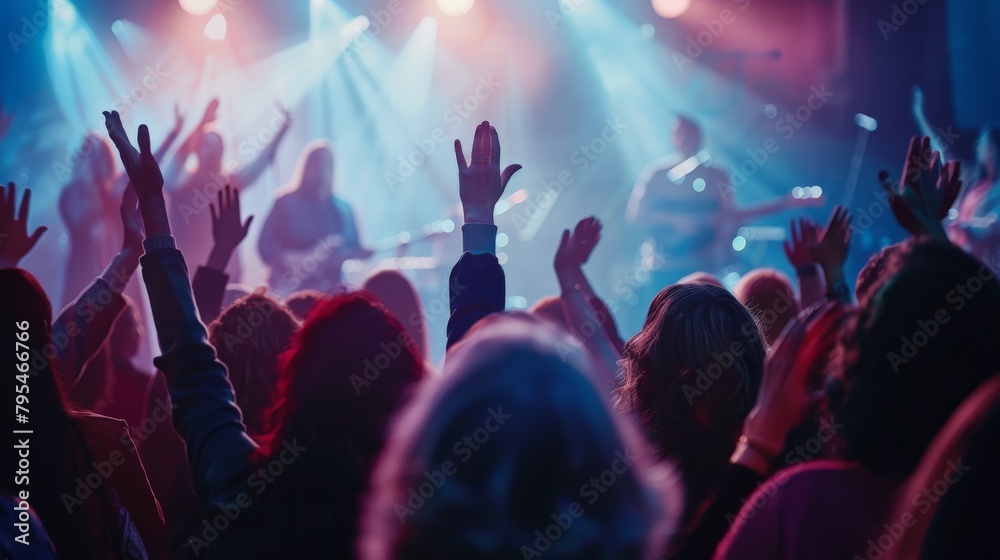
[732,236,747,252]
[792,186,804,199]
[179,0,218,16]
[652,0,691,19]
[204,13,227,40]
[640,23,655,39]
[111,19,124,34]
[764,104,778,119]
[341,15,369,44]
[436,0,475,17]
[855,113,878,132]
[496,232,509,248]
[692,177,706,192]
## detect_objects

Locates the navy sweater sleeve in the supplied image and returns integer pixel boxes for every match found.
[445,251,505,349]
[140,246,257,507]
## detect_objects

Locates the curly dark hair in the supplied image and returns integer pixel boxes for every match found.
[835,240,1000,479]
[208,289,299,436]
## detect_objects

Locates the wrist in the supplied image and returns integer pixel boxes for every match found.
[463,207,495,225]
[206,244,233,272]
[557,267,584,294]
[795,263,818,276]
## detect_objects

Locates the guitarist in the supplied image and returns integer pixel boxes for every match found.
[258,141,373,297]
[626,115,820,285]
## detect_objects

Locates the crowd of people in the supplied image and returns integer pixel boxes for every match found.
[1,100,999,560]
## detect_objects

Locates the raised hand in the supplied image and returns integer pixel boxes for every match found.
[454,121,521,224]
[171,103,185,135]
[555,217,602,271]
[103,110,164,201]
[812,206,852,274]
[207,184,253,272]
[741,303,840,461]
[103,111,170,237]
[0,182,47,268]
[878,136,961,240]
[201,98,220,126]
[783,217,819,268]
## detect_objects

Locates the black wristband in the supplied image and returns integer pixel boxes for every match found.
[796,264,818,277]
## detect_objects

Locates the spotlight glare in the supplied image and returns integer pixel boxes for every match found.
[652,0,692,19]
[436,0,475,17]
[692,177,706,192]
[179,0,218,16]
[732,236,747,252]
[111,19,124,34]
[204,13,227,40]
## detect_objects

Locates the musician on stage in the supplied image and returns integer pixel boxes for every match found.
[258,140,373,296]
[627,115,815,284]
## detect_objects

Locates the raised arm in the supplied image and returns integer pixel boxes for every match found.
[193,184,253,323]
[103,110,258,514]
[52,184,144,386]
[231,104,291,189]
[555,217,623,379]
[782,217,825,309]
[446,121,521,349]
[812,206,853,304]
[162,99,219,191]
[878,135,963,242]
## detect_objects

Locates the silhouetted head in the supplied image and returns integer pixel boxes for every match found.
[290,140,334,198]
[285,289,326,321]
[72,133,115,191]
[362,312,679,560]
[257,292,425,556]
[529,295,570,331]
[198,129,225,170]
[209,290,299,436]
[362,270,429,360]
[618,282,765,521]
[733,268,800,347]
[672,116,701,157]
[677,271,723,287]
[835,240,1000,479]
[854,239,916,309]
[109,295,143,362]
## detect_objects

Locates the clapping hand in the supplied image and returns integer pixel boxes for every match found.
[454,121,521,225]
[783,217,819,268]
[878,136,962,240]
[0,183,47,269]
[812,206,852,274]
[556,217,602,271]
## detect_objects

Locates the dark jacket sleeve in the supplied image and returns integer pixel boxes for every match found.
[52,278,126,388]
[445,252,505,349]
[140,247,257,507]
[667,464,765,560]
[192,266,230,325]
